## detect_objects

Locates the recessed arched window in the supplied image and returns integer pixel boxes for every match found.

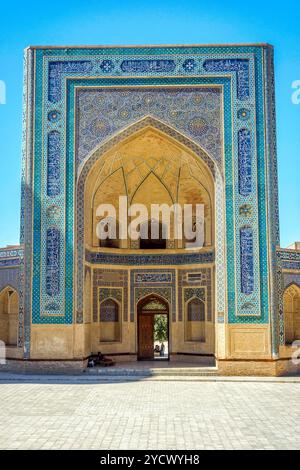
[0,286,19,346]
[139,220,167,250]
[186,297,205,342]
[284,284,300,345]
[99,298,121,342]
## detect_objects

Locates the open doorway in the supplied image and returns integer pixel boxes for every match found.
[137,295,169,361]
[153,314,168,360]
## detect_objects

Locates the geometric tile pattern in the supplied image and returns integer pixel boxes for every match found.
[47,131,61,197]
[99,298,119,323]
[276,249,300,345]
[282,273,300,289]
[178,268,212,322]
[92,269,128,324]
[86,249,215,266]
[0,267,20,293]
[238,129,252,196]
[45,228,60,297]
[77,116,224,320]
[0,247,23,348]
[203,58,249,100]
[48,61,93,103]
[187,297,206,321]
[184,287,206,302]
[18,44,280,358]
[20,48,34,354]
[240,227,254,295]
[130,269,176,322]
[77,87,222,166]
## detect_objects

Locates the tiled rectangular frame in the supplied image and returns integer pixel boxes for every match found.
[20,45,279,358]
[178,268,212,322]
[92,269,128,324]
[130,269,176,322]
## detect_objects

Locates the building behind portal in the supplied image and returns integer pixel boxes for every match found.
[0,44,300,376]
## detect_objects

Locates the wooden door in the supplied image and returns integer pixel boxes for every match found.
[138,313,154,359]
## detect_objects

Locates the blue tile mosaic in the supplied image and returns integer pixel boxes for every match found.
[238,129,252,196]
[47,131,60,197]
[135,273,172,283]
[130,269,176,322]
[76,87,222,165]
[203,58,249,100]
[120,59,176,73]
[99,299,119,322]
[86,250,215,266]
[18,45,281,346]
[46,228,60,297]
[182,58,196,72]
[100,60,114,73]
[48,110,61,122]
[48,60,93,103]
[237,108,250,121]
[240,227,254,295]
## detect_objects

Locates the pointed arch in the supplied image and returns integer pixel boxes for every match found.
[185,296,206,342]
[283,283,300,345]
[77,116,218,181]
[0,285,19,346]
[99,297,121,343]
[130,170,174,206]
[137,292,170,312]
[285,281,300,291]
[0,284,18,296]
[75,116,225,321]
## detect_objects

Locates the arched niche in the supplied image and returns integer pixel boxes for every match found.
[99,298,121,343]
[82,125,215,252]
[185,297,206,342]
[76,117,225,332]
[283,284,300,345]
[0,286,19,347]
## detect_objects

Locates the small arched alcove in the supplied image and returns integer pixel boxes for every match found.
[0,286,19,347]
[185,297,206,342]
[283,284,300,345]
[99,298,121,343]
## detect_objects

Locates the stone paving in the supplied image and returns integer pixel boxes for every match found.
[0,377,300,449]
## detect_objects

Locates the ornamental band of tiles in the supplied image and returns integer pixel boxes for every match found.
[0,44,299,375]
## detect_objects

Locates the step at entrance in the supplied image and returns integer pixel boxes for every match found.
[85,366,219,377]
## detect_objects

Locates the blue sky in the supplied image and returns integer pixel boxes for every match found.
[0,0,299,247]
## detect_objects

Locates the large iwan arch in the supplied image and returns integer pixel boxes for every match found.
[76,119,224,360]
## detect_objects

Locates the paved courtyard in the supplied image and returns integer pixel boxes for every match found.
[0,377,300,450]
